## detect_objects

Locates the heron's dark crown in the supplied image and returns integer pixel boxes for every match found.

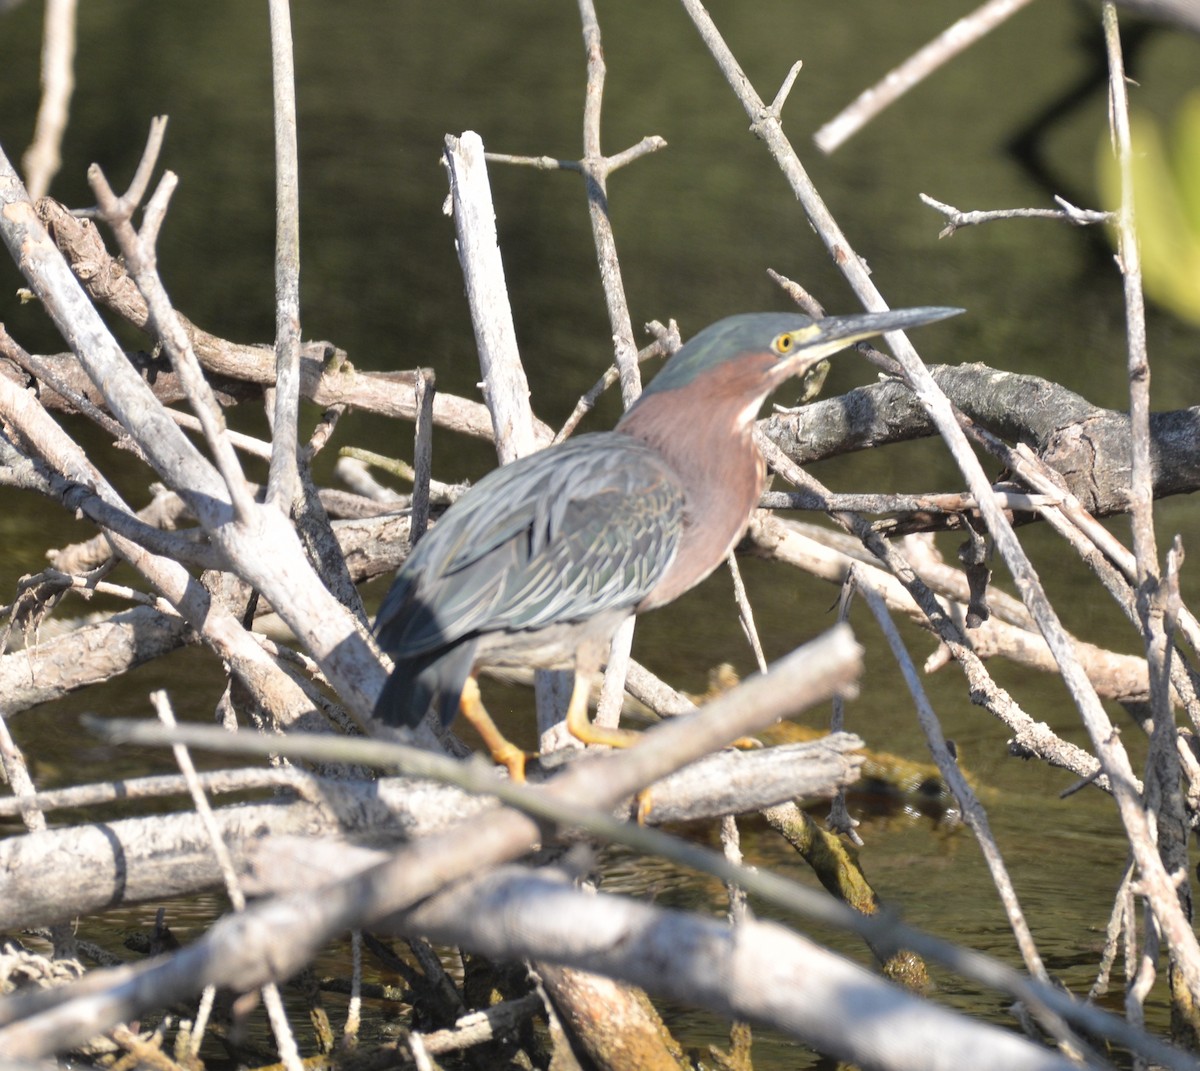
[634,313,817,402]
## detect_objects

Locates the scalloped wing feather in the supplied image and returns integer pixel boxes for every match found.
[374,432,684,661]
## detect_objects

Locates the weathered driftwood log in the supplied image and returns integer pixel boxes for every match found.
[0,735,864,930]
[244,848,1081,1071]
[764,363,1200,517]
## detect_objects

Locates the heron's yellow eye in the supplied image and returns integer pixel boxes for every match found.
[773,333,794,355]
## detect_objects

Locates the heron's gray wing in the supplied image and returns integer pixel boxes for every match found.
[374,432,684,658]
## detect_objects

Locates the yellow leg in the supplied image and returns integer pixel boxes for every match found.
[564,671,641,749]
[559,672,656,821]
[460,676,531,782]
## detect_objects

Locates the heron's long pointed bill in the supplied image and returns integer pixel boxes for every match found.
[782,305,963,374]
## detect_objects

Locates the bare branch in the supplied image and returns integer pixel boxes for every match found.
[577,0,645,408]
[88,157,259,523]
[267,0,302,509]
[20,0,76,200]
[442,131,537,464]
[814,0,1041,154]
[920,192,1113,237]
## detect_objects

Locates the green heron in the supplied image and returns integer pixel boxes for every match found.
[374,307,961,778]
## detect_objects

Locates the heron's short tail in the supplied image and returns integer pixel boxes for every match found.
[373,640,478,730]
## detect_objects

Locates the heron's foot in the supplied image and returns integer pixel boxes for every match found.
[634,788,654,825]
[492,740,532,783]
[732,735,764,750]
[460,677,533,782]
[568,719,643,750]
[565,672,643,750]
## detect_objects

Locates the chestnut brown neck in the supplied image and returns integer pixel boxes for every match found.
[617,354,775,609]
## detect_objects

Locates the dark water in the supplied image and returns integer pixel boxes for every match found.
[1,0,1199,1064]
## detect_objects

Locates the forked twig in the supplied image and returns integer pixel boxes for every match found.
[87,125,257,524]
[920,192,1112,238]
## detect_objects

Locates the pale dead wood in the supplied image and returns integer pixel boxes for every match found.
[749,507,1108,788]
[443,132,537,466]
[88,128,258,525]
[20,0,76,200]
[31,198,533,443]
[682,0,1200,1001]
[266,0,302,511]
[920,191,1112,234]
[251,841,1199,1071]
[443,130,580,746]
[0,738,863,929]
[416,992,544,1058]
[814,0,1041,154]
[397,868,1082,1071]
[750,515,1165,707]
[860,589,1087,1060]
[158,685,304,1071]
[1101,3,1196,1037]
[762,363,1200,519]
[0,630,863,1057]
[0,764,303,818]
[0,368,329,736]
[2,160,393,725]
[576,0,645,408]
[0,606,189,713]
[245,853,1094,1071]
[3,4,1200,1066]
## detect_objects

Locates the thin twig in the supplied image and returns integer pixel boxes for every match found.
[593,616,635,732]
[410,367,435,546]
[21,0,77,200]
[577,0,645,408]
[572,0,671,738]
[336,449,465,505]
[814,0,1041,154]
[483,152,583,171]
[920,192,1112,238]
[169,408,272,460]
[1102,5,1194,1029]
[720,811,750,1071]
[860,590,1094,1063]
[827,569,862,844]
[553,320,681,443]
[1090,858,1136,1000]
[154,690,304,1071]
[344,930,362,1042]
[190,985,216,1059]
[726,552,767,674]
[1102,4,1155,579]
[0,765,306,818]
[759,488,1057,516]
